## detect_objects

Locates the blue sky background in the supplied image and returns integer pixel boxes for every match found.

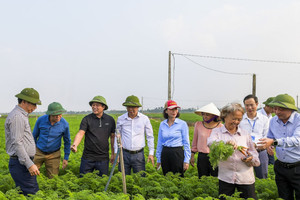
[1,0,300,112]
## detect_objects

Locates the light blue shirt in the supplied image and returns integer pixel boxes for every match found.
[156,118,191,163]
[267,111,300,163]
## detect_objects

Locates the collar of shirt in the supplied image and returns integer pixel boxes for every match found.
[276,111,296,125]
[221,125,242,136]
[46,115,62,126]
[125,112,140,120]
[243,112,259,121]
[91,113,106,119]
[16,105,29,116]
[162,118,180,126]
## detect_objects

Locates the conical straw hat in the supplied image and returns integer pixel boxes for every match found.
[195,103,220,116]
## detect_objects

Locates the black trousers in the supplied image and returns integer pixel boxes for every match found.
[161,146,184,177]
[274,160,300,200]
[197,152,218,179]
[219,180,257,200]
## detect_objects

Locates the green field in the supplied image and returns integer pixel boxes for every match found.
[0,113,278,199]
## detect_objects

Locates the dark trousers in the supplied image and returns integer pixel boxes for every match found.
[119,149,145,175]
[9,158,39,196]
[268,154,275,165]
[274,160,300,200]
[79,157,109,177]
[219,180,257,200]
[161,146,184,177]
[254,150,268,179]
[197,152,218,178]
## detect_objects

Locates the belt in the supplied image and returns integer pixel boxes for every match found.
[123,148,143,154]
[38,148,60,155]
[277,160,300,169]
[10,156,34,160]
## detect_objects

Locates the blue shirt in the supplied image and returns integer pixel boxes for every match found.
[32,115,71,160]
[156,118,191,163]
[267,111,300,163]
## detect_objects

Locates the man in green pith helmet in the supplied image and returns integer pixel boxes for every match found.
[115,95,155,175]
[258,94,300,200]
[32,102,71,178]
[71,96,116,177]
[5,88,41,195]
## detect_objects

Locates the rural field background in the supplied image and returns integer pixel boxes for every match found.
[0,113,278,199]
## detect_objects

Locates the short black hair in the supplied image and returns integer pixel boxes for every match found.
[18,98,23,104]
[243,94,258,104]
[163,109,180,119]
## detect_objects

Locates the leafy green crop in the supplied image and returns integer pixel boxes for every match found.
[0,114,280,199]
[208,141,234,169]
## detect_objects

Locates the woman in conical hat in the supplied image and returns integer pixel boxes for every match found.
[191,102,223,178]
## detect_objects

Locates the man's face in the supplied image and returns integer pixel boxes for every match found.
[92,102,105,115]
[264,105,274,114]
[24,101,37,114]
[127,106,139,118]
[274,106,293,123]
[244,98,258,116]
[49,114,62,124]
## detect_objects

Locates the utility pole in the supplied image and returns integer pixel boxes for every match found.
[168,51,171,100]
[252,73,256,96]
[297,95,298,109]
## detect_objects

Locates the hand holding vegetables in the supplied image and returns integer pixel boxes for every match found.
[209,141,253,169]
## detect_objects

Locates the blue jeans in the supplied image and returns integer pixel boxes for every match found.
[79,158,109,177]
[119,149,145,175]
[9,158,39,196]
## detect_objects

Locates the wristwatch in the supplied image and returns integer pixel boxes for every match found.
[273,139,278,146]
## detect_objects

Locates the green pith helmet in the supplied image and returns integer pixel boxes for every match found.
[269,94,298,111]
[46,102,66,115]
[263,97,275,106]
[122,95,142,107]
[89,96,108,110]
[15,88,42,105]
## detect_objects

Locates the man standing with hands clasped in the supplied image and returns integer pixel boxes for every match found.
[33,102,71,178]
[259,94,300,200]
[115,95,155,175]
[5,88,41,195]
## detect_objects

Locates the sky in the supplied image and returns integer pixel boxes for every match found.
[1,0,300,113]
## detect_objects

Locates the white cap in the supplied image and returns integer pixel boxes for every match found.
[195,103,220,117]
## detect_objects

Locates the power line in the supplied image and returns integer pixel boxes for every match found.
[181,55,252,76]
[173,53,300,64]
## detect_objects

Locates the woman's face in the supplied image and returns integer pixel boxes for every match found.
[224,110,243,132]
[165,108,178,119]
[202,112,215,122]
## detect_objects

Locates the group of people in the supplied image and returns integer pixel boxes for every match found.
[194,94,300,200]
[4,87,300,200]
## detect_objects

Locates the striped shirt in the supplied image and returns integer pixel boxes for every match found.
[5,105,36,168]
